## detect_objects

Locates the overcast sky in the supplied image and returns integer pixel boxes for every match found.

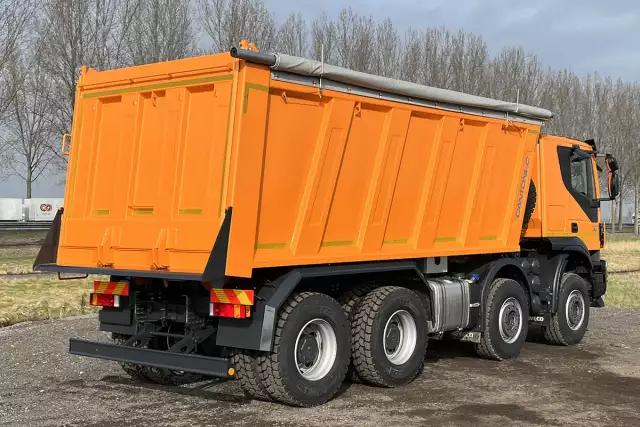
[1,0,638,199]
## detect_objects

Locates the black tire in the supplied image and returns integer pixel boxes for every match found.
[522,180,537,232]
[233,350,271,401]
[257,292,350,407]
[113,334,203,386]
[351,286,428,387]
[474,279,529,361]
[337,283,377,382]
[543,273,590,345]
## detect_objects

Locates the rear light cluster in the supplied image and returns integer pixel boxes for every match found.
[91,293,121,308]
[210,303,251,318]
[89,281,129,308]
[209,288,254,319]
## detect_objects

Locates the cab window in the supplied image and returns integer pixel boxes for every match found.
[570,153,594,198]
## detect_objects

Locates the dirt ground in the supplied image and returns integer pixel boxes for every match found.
[0,309,638,427]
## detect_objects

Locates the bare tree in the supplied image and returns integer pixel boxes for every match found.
[374,18,399,78]
[488,46,544,106]
[310,12,336,63]
[335,8,376,72]
[35,0,138,169]
[0,0,35,121]
[198,0,276,53]
[124,0,196,65]
[421,27,453,88]
[400,28,421,82]
[277,13,307,57]
[4,51,57,198]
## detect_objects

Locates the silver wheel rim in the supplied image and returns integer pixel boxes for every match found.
[383,310,417,365]
[566,289,585,331]
[498,297,523,344]
[294,319,337,381]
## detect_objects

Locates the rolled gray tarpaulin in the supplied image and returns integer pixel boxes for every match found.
[267,52,553,121]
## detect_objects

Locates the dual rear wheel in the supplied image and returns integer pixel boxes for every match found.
[235,287,428,406]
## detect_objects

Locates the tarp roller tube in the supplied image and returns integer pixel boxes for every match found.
[230,47,276,67]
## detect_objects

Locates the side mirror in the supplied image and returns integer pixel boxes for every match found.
[606,155,619,172]
[609,171,620,200]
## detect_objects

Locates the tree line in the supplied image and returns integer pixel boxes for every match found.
[0,0,637,231]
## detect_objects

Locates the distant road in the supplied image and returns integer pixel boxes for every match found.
[0,309,638,427]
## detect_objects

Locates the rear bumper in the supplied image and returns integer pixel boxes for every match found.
[69,338,234,378]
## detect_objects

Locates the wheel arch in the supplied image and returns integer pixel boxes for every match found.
[546,237,595,309]
[474,258,533,331]
[215,261,426,352]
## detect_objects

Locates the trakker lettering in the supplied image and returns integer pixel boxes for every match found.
[516,156,531,218]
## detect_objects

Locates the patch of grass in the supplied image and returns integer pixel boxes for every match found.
[605,272,640,308]
[602,236,640,308]
[0,275,107,327]
[0,230,46,245]
[0,246,40,274]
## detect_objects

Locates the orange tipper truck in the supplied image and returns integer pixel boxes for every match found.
[34,43,620,406]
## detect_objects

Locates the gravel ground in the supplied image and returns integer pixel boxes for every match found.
[0,309,638,427]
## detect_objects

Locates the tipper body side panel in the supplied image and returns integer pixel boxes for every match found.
[241,76,541,275]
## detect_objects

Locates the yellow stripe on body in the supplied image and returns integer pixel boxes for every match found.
[213,288,230,303]
[96,283,109,294]
[113,282,126,295]
[235,291,252,306]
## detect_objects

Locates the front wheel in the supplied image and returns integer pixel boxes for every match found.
[543,273,590,345]
[474,278,529,361]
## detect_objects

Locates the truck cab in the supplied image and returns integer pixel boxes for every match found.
[526,136,619,246]
[524,135,618,307]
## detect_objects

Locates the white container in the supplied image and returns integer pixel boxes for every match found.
[0,198,23,221]
[24,198,64,221]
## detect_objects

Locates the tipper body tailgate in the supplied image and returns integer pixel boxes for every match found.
[58,54,239,274]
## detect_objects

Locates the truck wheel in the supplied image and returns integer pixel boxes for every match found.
[113,334,203,386]
[543,273,590,345]
[233,350,272,401]
[351,286,428,387]
[474,279,529,361]
[257,292,350,407]
[337,283,376,382]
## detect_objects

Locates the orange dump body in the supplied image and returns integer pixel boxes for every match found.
[58,52,541,278]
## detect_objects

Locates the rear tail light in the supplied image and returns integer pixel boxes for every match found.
[209,302,251,319]
[90,293,120,308]
[209,288,254,319]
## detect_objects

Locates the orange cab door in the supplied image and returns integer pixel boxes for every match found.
[540,136,600,248]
